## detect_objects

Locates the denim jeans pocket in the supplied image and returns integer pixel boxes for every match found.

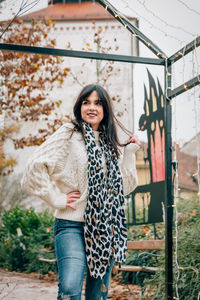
[54,218,84,236]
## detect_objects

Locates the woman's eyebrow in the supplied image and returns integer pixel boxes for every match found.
[85,99,101,101]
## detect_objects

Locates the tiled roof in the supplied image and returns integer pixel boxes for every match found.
[21,2,116,21]
[175,144,198,191]
[181,132,200,157]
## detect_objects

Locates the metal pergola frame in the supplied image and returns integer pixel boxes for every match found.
[0,1,200,299]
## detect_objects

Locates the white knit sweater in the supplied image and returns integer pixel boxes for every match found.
[21,122,139,222]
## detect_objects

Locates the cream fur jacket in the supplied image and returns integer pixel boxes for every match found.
[21,122,139,222]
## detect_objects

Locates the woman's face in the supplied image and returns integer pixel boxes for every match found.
[81,90,104,130]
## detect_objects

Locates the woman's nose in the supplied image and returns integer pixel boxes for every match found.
[88,103,95,110]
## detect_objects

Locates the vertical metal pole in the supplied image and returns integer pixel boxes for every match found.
[164,61,174,299]
[131,34,135,132]
[127,196,130,227]
[132,193,136,225]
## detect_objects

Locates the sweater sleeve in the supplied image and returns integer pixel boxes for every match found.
[120,143,140,196]
[21,123,73,209]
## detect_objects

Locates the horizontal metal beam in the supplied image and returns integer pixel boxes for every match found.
[169,36,200,64]
[168,74,200,99]
[0,43,165,65]
[96,0,167,59]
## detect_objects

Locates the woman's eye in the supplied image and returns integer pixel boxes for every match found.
[82,100,88,105]
[96,100,102,105]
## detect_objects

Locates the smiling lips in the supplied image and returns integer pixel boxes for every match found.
[87,113,97,117]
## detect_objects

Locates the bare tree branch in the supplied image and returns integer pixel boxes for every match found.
[0,0,41,39]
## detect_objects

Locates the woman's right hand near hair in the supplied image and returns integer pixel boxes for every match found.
[66,191,80,210]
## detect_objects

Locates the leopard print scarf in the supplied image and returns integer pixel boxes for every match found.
[83,122,127,279]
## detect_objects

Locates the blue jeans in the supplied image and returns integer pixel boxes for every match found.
[54,218,114,300]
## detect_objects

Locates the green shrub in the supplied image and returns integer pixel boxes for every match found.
[121,195,200,300]
[121,223,164,289]
[120,250,161,288]
[0,205,55,273]
[146,195,200,300]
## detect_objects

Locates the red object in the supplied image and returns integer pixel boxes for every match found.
[21,2,113,21]
[150,120,165,182]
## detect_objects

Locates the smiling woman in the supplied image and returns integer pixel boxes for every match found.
[81,90,104,131]
[21,83,140,300]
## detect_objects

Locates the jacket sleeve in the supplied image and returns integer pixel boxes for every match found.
[119,143,140,196]
[21,123,72,209]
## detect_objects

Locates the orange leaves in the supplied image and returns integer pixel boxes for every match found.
[0,125,19,143]
[15,69,21,75]
[50,39,56,46]
[12,119,65,150]
[1,51,15,60]
[57,78,64,84]
[56,57,61,64]
[43,32,48,39]
[0,126,18,174]
[108,65,113,72]
[85,42,92,51]
[112,95,121,103]
[16,53,22,58]
[2,17,54,47]
[0,152,17,175]
[55,100,62,108]
[21,80,27,87]
[140,226,151,236]
[19,103,50,122]
[63,67,70,73]
[44,17,53,27]
[0,18,111,170]
[10,82,21,90]
[25,99,33,107]
[86,43,92,51]
[32,64,38,73]
[98,27,103,34]
[32,54,40,64]
[13,136,46,149]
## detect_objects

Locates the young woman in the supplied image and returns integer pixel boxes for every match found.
[21,84,140,300]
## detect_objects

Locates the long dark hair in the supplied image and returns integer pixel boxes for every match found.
[72,84,132,157]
